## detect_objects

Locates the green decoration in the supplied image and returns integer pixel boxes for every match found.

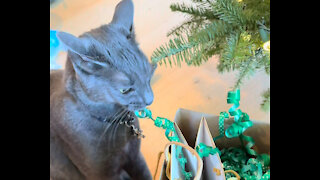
[213,112,229,141]
[135,89,269,179]
[135,109,193,180]
[151,0,270,111]
[196,142,221,158]
[214,89,270,179]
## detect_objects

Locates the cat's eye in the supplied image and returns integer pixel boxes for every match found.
[120,88,132,94]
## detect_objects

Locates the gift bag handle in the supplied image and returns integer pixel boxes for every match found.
[163,141,203,180]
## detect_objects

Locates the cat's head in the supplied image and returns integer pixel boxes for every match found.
[57,0,156,112]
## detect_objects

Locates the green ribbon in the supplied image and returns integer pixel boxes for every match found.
[221,148,270,180]
[213,112,229,141]
[214,89,270,180]
[196,142,221,158]
[135,108,153,119]
[135,89,270,180]
[135,109,193,180]
[225,90,253,139]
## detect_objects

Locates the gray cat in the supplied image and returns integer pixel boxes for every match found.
[50,0,156,179]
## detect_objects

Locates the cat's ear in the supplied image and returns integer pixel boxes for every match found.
[111,0,134,31]
[57,31,110,68]
[57,31,110,70]
[56,31,87,55]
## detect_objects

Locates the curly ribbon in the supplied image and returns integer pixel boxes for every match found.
[135,108,153,120]
[225,89,253,139]
[195,142,221,158]
[214,89,270,180]
[135,109,193,180]
[213,112,229,141]
[135,89,270,180]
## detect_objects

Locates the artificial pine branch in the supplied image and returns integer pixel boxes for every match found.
[151,21,233,66]
[170,3,219,20]
[219,32,240,72]
[152,0,270,111]
[233,55,255,89]
[167,17,205,37]
[233,48,269,89]
[210,0,246,25]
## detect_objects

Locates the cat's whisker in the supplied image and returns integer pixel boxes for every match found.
[98,109,122,139]
[96,123,112,150]
[111,113,126,142]
[97,108,127,148]
[110,109,127,124]
[108,111,125,148]
[111,110,129,147]
[111,121,120,147]
[113,110,130,146]
[106,107,124,123]
[107,121,116,148]
[109,122,120,148]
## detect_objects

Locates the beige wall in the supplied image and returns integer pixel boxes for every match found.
[51,0,270,178]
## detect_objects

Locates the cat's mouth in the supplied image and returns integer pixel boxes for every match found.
[126,104,146,112]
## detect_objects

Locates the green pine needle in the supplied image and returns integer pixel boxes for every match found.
[152,0,270,112]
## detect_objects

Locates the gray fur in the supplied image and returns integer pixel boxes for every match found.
[50,0,155,179]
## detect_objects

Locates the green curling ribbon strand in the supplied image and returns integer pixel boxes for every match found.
[217,89,270,180]
[257,154,270,167]
[241,158,263,179]
[136,109,193,180]
[135,108,153,120]
[213,112,229,141]
[135,89,270,180]
[195,142,221,158]
[239,134,258,156]
[221,148,270,180]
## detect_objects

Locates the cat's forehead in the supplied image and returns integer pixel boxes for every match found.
[81,25,126,47]
[82,25,153,80]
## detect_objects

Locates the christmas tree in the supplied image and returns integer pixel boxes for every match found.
[151,0,270,111]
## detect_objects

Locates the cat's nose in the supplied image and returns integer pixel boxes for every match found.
[144,90,154,106]
[146,98,153,106]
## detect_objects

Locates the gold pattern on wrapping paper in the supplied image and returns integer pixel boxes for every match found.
[213,168,221,176]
